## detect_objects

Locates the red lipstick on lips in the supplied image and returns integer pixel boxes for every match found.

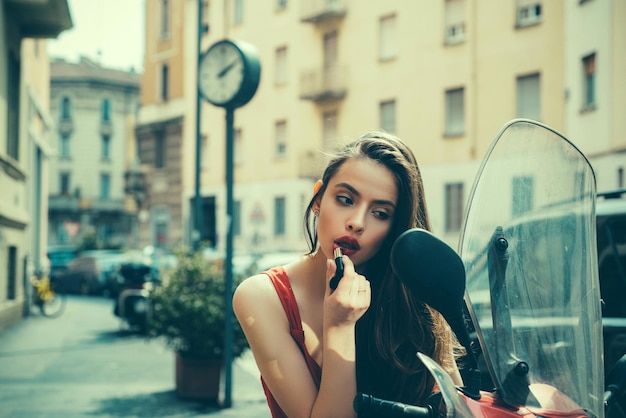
[332,236,360,257]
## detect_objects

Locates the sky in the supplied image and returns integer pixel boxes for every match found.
[47,0,146,72]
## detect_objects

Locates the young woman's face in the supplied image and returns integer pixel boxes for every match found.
[316,158,398,268]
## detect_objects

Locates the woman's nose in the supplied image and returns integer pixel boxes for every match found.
[346,211,365,233]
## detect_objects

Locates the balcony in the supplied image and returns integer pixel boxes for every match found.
[58,118,73,136]
[48,195,125,212]
[100,120,113,137]
[5,0,72,38]
[48,195,79,211]
[300,0,346,23]
[299,64,347,103]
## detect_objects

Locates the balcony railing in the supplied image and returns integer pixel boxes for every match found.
[300,64,347,102]
[100,120,113,137]
[300,0,346,23]
[57,118,73,136]
[48,195,125,212]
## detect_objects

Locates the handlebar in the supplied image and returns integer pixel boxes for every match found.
[354,393,434,417]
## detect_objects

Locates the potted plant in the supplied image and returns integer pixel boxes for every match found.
[148,249,249,402]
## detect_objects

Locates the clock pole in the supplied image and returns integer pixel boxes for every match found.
[197,36,260,409]
[223,107,235,408]
[193,0,203,251]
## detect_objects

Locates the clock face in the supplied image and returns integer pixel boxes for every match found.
[199,42,245,106]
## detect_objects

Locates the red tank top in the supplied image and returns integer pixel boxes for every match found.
[261,266,322,418]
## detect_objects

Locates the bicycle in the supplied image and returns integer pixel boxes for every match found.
[31,273,67,317]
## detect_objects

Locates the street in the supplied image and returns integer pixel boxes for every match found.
[0,296,269,418]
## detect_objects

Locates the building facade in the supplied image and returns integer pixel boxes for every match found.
[0,0,72,332]
[137,0,624,254]
[134,0,191,250]
[48,57,141,250]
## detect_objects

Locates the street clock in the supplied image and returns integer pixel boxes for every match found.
[198,39,261,109]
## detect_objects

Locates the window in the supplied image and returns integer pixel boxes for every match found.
[155,131,166,169]
[160,0,169,38]
[275,46,288,85]
[445,183,464,232]
[234,0,244,24]
[444,0,466,44]
[583,53,596,109]
[517,0,542,27]
[100,173,111,199]
[60,172,71,195]
[618,167,624,189]
[7,51,20,161]
[201,134,208,169]
[101,98,111,121]
[201,0,210,34]
[517,73,541,121]
[61,96,72,120]
[60,134,71,158]
[276,0,287,10]
[275,120,287,157]
[512,176,534,217]
[380,100,396,133]
[379,15,397,60]
[445,87,465,136]
[234,128,243,165]
[102,135,111,160]
[155,219,168,247]
[274,197,286,236]
[233,200,241,236]
[7,246,17,301]
[323,110,338,150]
[323,31,340,91]
[161,64,169,101]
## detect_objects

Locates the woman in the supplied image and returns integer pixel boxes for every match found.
[233,132,462,418]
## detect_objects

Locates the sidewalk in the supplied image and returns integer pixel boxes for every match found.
[0,296,271,418]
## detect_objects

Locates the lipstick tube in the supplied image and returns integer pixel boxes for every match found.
[330,247,344,290]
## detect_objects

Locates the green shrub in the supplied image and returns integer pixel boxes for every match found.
[148,250,248,358]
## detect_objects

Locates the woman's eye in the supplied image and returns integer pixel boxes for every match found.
[373,210,390,220]
[336,195,353,206]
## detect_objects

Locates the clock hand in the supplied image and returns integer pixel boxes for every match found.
[218,60,238,78]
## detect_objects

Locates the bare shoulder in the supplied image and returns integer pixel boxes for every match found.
[234,273,274,302]
[233,273,281,319]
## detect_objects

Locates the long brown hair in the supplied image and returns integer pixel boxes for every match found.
[303,131,459,405]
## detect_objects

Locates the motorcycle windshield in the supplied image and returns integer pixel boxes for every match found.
[459,120,603,417]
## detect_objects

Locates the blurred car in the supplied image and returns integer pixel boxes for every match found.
[54,250,126,295]
[596,189,626,373]
[465,188,626,388]
[47,245,78,283]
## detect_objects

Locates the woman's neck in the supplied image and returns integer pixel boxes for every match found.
[286,249,328,298]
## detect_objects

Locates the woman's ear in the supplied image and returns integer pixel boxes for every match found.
[313,180,323,195]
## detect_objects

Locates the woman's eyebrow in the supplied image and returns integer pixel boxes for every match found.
[334,182,396,208]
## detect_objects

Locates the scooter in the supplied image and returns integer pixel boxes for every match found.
[354,119,626,417]
[113,262,159,333]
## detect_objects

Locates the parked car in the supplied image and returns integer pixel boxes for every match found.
[596,189,626,373]
[54,250,126,296]
[465,188,626,389]
[47,245,78,283]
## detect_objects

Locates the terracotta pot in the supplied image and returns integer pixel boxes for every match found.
[175,351,222,402]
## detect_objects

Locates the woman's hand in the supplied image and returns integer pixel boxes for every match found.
[324,255,370,328]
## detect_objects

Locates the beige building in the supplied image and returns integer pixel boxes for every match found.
[48,57,140,249]
[137,0,624,254]
[0,0,72,332]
